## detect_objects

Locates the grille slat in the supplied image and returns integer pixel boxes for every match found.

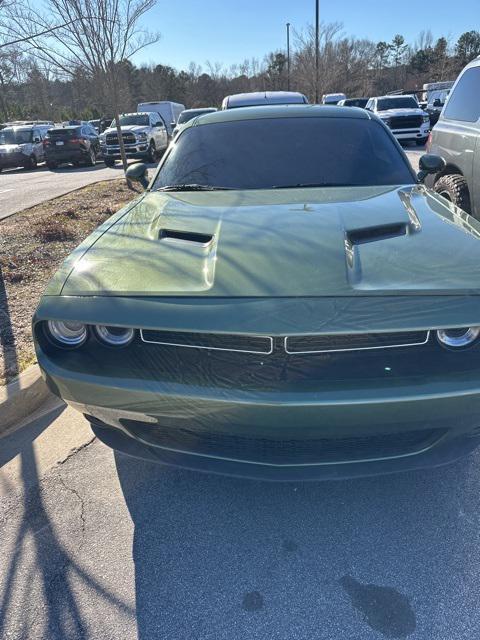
[140,329,273,354]
[285,331,429,354]
[119,419,445,465]
[389,116,423,130]
[105,132,136,144]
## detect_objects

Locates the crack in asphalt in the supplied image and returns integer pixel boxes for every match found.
[57,475,87,540]
[56,436,96,466]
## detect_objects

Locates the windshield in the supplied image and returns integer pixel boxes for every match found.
[113,115,149,127]
[377,97,418,110]
[177,110,215,124]
[0,129,32,145]
[344,98,368,108]
[153,117,414,191]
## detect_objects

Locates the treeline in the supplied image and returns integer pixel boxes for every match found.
[1,24,480,121]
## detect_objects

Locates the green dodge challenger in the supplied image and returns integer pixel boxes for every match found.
[33,105,480,480]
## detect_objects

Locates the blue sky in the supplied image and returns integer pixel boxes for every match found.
[135,0,477,71]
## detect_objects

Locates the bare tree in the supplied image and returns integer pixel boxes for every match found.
[2,0,159,173]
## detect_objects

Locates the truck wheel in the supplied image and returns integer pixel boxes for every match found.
[147,141,156,162]
[47,162,57,170]
[434,174,471,214]
[104,157,115,167]
[24,155,37,169]
[87,148,96,166]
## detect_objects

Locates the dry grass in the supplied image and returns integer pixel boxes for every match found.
[0,179,140,386]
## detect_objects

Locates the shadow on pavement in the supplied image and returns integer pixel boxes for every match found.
[115,451,480,639]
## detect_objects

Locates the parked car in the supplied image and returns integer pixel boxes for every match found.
[137,102,185,137]
[221,91,308,109]
[100,112,168,166]
[337,97,368,108]
[34,104,480,481]
[0,124,51,171]
[425,57,480,218]
[321,93,346,105]
[172,107,218,136]
[88,117,112,134]
[43,124,100,169]
[365,95,430,145]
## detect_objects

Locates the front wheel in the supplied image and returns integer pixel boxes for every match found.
[46,162,57,170]
[434,174,471,214]
[87,148,96,166]
[147,141,156,162]
[104,157,116,167]
[24,155,37,169]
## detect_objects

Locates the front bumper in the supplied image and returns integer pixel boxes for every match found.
[38,354,480,480]
[101,143,149,159]
[389,123,430,141]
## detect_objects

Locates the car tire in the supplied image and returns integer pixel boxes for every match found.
[46,162,57,170]
[104,157,115,167]
[24,155,37,169]
[434,174,471,214]
[147,141,156,162]
[87,148,96,166]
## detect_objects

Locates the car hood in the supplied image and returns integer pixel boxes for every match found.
[378,108,426,117]
[57,185,480,297]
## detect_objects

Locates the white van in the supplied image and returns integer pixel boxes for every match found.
[321,93,346,105]
[137,101,185,135]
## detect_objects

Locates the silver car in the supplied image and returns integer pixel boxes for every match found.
[0,124,51,171]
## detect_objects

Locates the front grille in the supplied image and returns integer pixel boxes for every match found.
[105,132,136,144]
[119,419,445,465]
[389,116,423,130]
[140,329,273,354]
[285,331,429,354]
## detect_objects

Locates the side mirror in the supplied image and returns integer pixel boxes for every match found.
[417,154,446,183]
[171,122,176,129]
[126,162,149,189]
[433,99,442,107]
[33,137,41,143]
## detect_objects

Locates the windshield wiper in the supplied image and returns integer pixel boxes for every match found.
[272,182,353,189]
[156,183,234,192]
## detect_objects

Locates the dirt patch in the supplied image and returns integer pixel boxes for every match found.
[0,179,140,386]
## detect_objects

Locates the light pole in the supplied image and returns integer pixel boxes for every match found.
[286,22,291,91]
[315,0,319,103]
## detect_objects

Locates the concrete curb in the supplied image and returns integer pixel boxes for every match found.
[0,364,54,436]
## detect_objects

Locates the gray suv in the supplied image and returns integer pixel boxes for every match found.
[0,124,51,171]
[426,57,480,219]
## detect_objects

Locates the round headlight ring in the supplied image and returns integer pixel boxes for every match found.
[47,320,87,347]
[94,325,135,347]
[436,327,480,349]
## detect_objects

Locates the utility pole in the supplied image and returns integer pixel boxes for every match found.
[315,0,319,103]
[286,22,291,91]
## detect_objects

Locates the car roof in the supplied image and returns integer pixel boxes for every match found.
[224,91,307,108]
[49,126,80,131]
[185,104,371,128]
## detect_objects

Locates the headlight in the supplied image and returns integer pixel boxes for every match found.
[94,325,135,347]
[136,132,148,141]
[99,134,106,143]
[422,115,430,123]
[47,320,87,347]
[436,327,480,348]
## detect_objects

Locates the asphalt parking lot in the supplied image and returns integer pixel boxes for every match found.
[1,402,480,640]
[0,160,157,220]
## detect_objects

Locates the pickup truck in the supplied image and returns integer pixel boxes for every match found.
[365,95,431,145]
[100,112,168,166]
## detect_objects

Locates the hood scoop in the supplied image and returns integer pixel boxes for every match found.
[159,229,214,246]
[346,222,408,245]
